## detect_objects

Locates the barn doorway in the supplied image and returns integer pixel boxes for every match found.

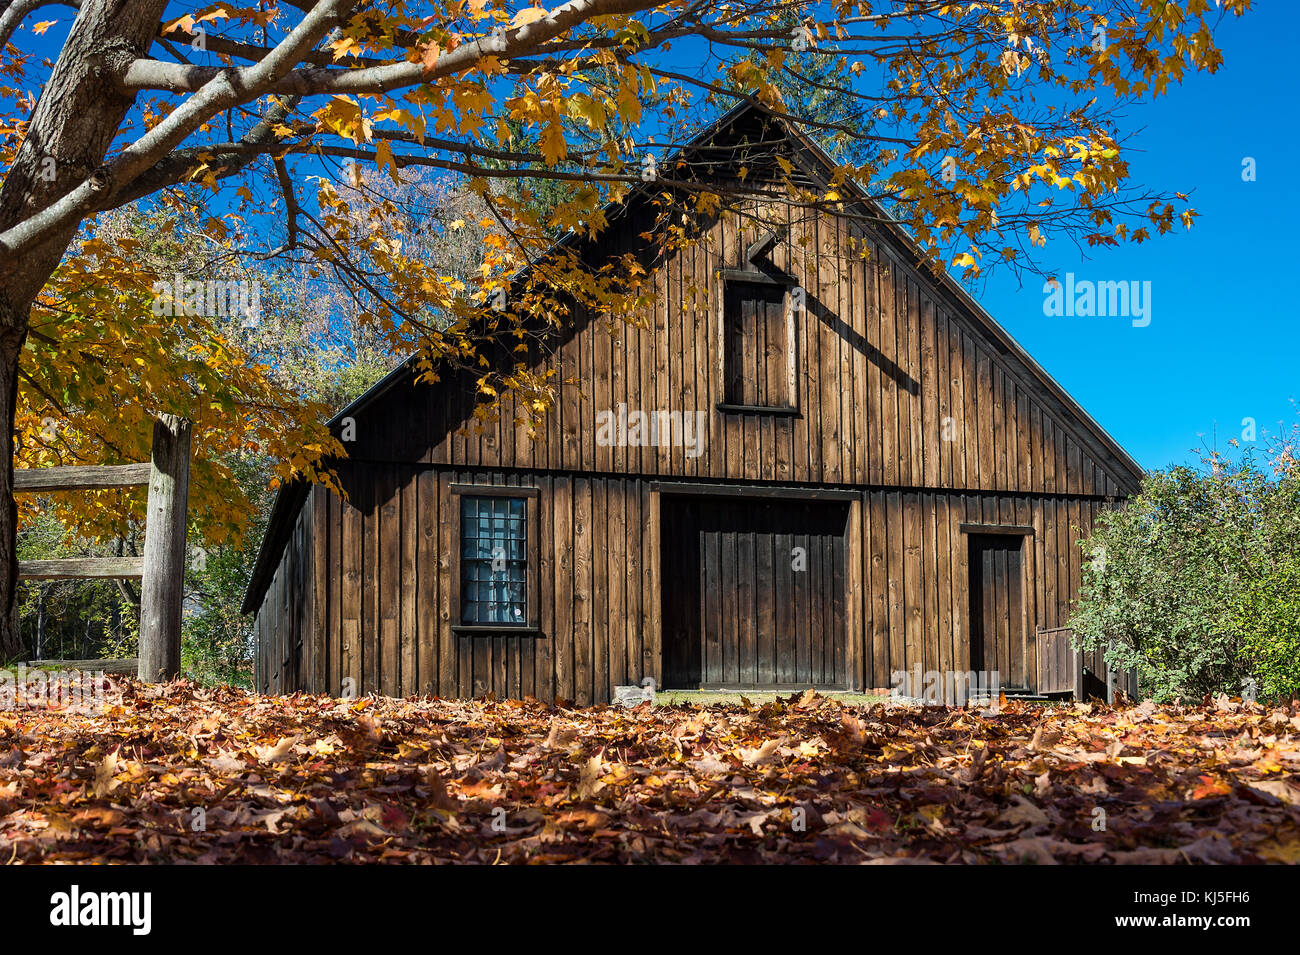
[968,533,1029,691]
[661,496,850,690]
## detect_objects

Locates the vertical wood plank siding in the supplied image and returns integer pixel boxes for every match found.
[253,171,1136,700]
[256,496,315,695]
[330,193,1133,497]
[259,473,1114,703]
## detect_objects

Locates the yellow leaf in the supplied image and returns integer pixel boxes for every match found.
[511,7,549,27]
[314,95,372,144]
[539,121,567,165]
[568,93,608,130]
[329,36,362,61]
[374,139,400,184]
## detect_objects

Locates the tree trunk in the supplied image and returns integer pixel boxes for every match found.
[0,0,170,660]
[0,323,25,661]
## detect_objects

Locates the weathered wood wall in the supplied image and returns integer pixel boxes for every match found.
[252,120,1138,700]
[255,498,314,695]
[338,191,1135,501]
[256,467,1113,703]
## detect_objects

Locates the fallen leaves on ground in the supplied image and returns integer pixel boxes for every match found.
[2,682,1299,863]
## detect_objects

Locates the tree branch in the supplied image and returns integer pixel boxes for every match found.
[269,155,298,254]
[121,0,660,96]
[154,24,389,69]
[0,0,352,255]
[107,95,300,207]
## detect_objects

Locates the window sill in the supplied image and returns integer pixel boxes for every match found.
[716,403,800,417]
[452,625,541,636]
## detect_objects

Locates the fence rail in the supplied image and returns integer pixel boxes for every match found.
[23,657,138,674]
[17,557,144,580]
[14,463,151,493]
[14,415,191,682]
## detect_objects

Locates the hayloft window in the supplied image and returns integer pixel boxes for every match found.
[451,485,540,632]
[718,273,798,413]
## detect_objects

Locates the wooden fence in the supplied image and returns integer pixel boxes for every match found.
[1036,626,1140,702]
[14,415,192,682]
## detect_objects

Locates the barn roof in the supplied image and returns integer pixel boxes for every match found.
[241,97,1144,616]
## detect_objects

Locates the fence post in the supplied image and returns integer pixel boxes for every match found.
[138,415,192,682]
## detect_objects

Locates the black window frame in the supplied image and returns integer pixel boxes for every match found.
[450,484,541,634]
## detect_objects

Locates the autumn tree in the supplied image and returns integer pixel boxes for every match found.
[0,0,1249,659]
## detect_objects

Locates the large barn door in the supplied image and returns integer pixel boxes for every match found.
[968,534,1028,690]
[662,497,849,690]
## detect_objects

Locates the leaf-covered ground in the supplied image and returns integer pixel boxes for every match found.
[3,681,1299,864]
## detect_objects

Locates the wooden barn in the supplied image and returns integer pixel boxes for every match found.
[243,101,1143,704]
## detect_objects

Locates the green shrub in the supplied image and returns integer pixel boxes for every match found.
[1073,438,1300,704]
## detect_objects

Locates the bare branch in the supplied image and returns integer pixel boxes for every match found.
[270,155,298,254]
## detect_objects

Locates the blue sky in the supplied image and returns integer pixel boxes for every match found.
[970,3,1298,472]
